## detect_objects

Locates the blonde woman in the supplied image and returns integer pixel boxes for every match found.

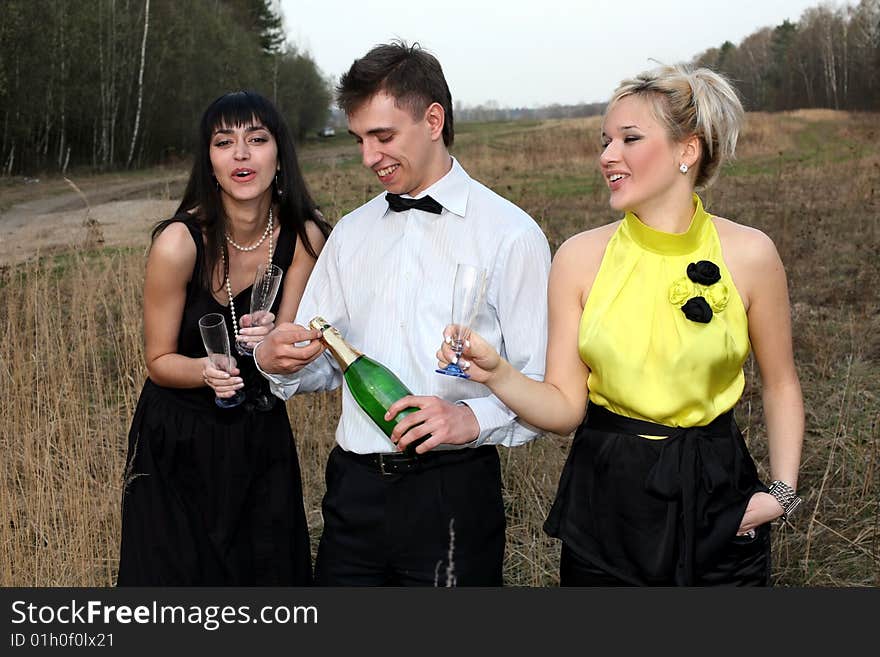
[412,65,804,586]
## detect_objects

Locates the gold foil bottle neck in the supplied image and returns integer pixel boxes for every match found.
[309,316,361,371]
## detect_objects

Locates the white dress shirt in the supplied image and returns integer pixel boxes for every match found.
[258,157,551,454]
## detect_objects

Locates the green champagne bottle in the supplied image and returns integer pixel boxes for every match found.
[309,317,427,452]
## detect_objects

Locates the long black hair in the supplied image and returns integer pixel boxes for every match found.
[154,90,330,291]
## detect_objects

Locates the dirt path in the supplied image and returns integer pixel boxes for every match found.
[0,174,187,265]
[0,141,356,266]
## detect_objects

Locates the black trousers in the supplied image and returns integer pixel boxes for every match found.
[314,445,505,586]
[559,527,771,586]
[546,403,771,586]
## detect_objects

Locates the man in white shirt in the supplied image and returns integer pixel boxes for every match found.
[256,41,551,586]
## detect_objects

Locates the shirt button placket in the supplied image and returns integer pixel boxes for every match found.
[398,210,417,330]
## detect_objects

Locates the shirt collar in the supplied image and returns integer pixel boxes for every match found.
[381,156,470,219]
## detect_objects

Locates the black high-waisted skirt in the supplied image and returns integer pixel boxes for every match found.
[544,403,770,586]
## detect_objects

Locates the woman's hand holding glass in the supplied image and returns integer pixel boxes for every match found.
[199,312,245,408]
[436,326,503,385]
[236,310,276,352]
[236,263,283,356]
[435,263,487,379]
[201,356,244,401]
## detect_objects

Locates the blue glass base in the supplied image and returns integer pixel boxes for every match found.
[435,363,471,379]
[215,390,245,408]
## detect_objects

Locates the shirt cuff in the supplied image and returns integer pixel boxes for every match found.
[452,401,481,448]
[253,341,301,400]
[456,397,523,448]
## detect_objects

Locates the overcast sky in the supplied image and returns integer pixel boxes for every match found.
[279,0,845,108]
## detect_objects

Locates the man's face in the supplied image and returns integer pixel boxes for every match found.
[347,92,437,197]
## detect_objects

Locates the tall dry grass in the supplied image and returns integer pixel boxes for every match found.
[1,250,143,585]
[1,110,878,586]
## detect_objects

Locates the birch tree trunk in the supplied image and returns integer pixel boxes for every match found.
[127,0,149,168]
[798,60,815,106]
[822,20,839,108]
[57,0,67,169]
[98,1,108,167]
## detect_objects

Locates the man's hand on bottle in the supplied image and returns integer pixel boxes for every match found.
[254,323,325,374]
[385,397,480,453]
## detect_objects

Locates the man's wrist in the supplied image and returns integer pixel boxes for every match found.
[252,341,284,384]
[454,401,481,446]
[252,341,265,370]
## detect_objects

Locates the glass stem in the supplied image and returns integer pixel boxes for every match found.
[451,341,464,363]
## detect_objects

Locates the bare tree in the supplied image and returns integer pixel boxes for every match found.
[0,0,332,175]
[689,0,879,112]
[848,0,880,107]
[126,0,150,168]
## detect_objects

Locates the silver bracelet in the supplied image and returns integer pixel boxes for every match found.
[768,480,802,522]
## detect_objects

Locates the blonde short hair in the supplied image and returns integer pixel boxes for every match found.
[607,64,744,188]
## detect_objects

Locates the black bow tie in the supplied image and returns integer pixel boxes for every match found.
[385,193,443,214]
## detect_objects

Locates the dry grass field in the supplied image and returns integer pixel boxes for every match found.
[1,110,878,586]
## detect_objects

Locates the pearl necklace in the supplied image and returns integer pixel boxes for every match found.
[225,207,273,251]
[221,208,274,341]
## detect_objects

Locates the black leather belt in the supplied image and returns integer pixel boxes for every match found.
[339,445,492,477]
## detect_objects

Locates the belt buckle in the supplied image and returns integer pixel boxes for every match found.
[377,454,393,477]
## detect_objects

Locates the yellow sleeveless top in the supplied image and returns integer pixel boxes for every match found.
[578,195,750,428]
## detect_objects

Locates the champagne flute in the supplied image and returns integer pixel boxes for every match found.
[236,263,283,356]
[435,263,487,379]
[199,312,245,408]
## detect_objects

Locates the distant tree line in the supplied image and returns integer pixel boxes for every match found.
[0,0,331,176]
[453,0,880,122]
[453,101,607,123]
[445,0,879,123]
[693,0,880,111]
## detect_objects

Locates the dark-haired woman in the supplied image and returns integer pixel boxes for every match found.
[117,91,329,585]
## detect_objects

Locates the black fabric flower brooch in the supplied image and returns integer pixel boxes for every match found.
[668,260,729,324]
[687,261,720,285]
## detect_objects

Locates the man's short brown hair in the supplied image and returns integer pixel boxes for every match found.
[336,40,454,147]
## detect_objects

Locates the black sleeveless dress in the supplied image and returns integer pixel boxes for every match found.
[117,214,312,585]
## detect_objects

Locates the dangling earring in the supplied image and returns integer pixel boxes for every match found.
[212,172,220,190]
[274,171,284,199]
[679,163,689,174]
